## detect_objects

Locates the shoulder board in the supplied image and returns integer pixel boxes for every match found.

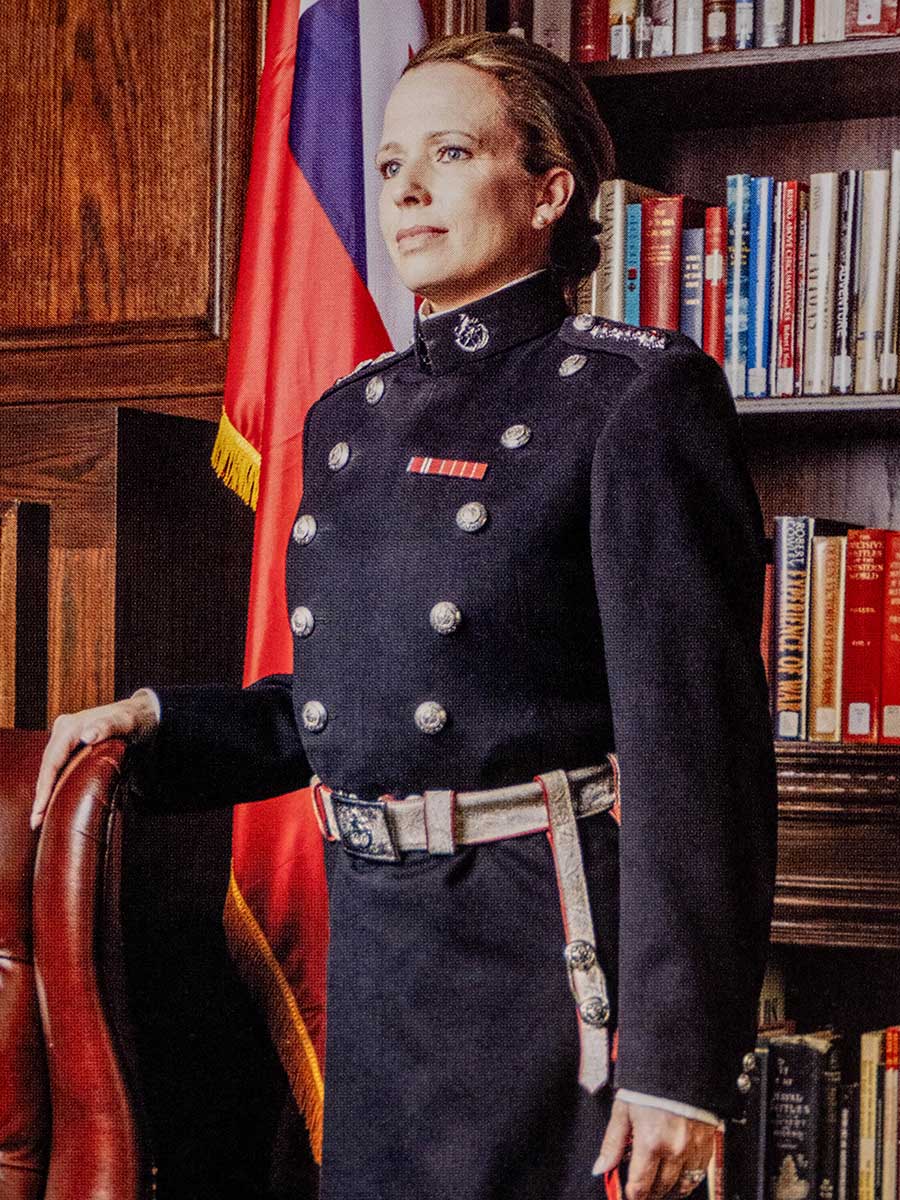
[326,345,413,393]
[559,313,674,361]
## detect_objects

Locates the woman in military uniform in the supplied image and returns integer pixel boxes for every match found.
[33,31,778,1200]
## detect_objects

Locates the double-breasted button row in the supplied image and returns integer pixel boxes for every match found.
[293,514,318,545]
[290,606,315,638]
[301,698,449,736]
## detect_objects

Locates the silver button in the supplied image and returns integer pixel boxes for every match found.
[365,375,385,405]
[290,606,315,638]
[559,353,588,377]
[414,700,447,734]
[456,501,488,533]
[736,1072,753,1095]
[302,700,328,732]
[578,996,610,1028]
[573,313,595,332]
[563,940,597,971]
[429,601,462,635]
[328,441,350,471]
[292,514,318,546]
[500,423,531,449]
[742,1051,757,1073]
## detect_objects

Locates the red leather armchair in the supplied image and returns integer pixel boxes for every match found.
[1,730,315,1200]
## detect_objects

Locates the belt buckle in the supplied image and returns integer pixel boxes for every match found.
[331,791,400,862]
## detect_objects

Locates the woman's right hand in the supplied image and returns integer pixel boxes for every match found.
[30,687,161,831]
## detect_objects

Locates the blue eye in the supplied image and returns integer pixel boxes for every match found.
[438,145,470,162]
[378,160,400,179]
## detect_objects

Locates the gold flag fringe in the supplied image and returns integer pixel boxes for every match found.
[224,864,325,1161]
[211,407,262,510]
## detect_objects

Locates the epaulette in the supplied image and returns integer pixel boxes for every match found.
[327,345,413,392]
[559,313,673,359]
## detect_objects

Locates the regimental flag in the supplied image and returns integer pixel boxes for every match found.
[214,0,428,1161]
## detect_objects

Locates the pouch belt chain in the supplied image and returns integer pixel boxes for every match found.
[310,755,621,1096]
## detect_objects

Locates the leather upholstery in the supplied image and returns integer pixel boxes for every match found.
[0,729,51,1200]
[31,738,153,1200]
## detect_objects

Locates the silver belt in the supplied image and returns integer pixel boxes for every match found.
[310,755,622,1094]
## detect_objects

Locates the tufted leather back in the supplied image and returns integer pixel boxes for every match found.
[0,729,51,1200]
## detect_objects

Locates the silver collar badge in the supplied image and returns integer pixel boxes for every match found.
[453,313,490,352]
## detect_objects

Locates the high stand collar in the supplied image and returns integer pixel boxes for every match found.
[412,270,570,375]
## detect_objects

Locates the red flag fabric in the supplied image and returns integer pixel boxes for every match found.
[214,0,428,1160]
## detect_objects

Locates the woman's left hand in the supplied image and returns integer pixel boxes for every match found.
[592,1097,716,1200]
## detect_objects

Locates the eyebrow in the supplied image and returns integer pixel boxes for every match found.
[375,129,481,160]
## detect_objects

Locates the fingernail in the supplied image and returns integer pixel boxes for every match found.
[593,1156,610,1176]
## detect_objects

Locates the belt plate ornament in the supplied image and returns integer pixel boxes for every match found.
[332,793,400,861]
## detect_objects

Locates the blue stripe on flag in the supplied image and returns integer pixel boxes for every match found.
[290,0,367,284]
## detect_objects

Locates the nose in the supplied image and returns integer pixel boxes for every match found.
[389,158,431,208]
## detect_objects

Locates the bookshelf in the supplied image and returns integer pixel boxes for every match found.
[573,34,900,1068]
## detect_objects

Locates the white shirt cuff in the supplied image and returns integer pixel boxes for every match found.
[615,1088,722,1127]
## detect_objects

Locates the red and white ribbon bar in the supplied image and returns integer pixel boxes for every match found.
[407,455,488,479]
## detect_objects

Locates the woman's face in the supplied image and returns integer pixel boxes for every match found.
[376,62,552,313]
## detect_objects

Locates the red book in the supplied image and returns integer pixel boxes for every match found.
[798,0,815,40]
[703,206,727,365]
[846,0,897,35]
[775,181,808,397]
[842,528,887,742]
[761,558,775,691]
[575,0,610,60]
[641,195,707,331]
[880,531,900,743]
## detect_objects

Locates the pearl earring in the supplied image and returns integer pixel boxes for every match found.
[536,213,549,227]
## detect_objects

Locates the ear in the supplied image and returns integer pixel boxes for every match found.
[531,167,577,230]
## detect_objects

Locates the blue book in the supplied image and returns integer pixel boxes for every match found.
[747,176,774,397]
[624,202,642,326]
[679,226,704,348]
[726,174,752,398]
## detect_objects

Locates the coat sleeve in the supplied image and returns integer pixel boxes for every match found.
[589,343,778,1119]
[127,674,311,811]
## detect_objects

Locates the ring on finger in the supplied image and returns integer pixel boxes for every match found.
[677,1167,707,1190]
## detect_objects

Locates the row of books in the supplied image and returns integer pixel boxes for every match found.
[762,517,900,744]
[529,0,899,61]
[716,1024,900,1200]
[579,157,900,401]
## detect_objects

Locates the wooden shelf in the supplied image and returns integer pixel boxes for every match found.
[579,37,900,132]
[773,740,900,949]
[736,394,900,437]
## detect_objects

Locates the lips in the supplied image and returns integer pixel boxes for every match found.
[397,225,447,243]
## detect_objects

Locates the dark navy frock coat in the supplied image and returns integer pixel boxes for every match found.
[138,269,779,1199]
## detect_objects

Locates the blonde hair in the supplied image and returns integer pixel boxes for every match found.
[403,32,616,311]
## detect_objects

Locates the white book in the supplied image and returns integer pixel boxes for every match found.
[859,1030,885,1200]
[675,0,704,52]
[880,149,900,392]
[769,181,784,395]
[804,172,839,395]
[531,0,573,59]
[814,0,847,39]
[855,168,890,395]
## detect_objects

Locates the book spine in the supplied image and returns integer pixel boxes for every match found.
[809,535,846,741]
[776,181,800,396]
[855,168,890,395]
[762,559,775,696]
[705,0,735,46]
[773,515,813,740]
[574,0,611,59]
[726,174,752,396]
[641,194,685,331]
[769,180,784,396]
[767,1038,830,1200]
[680,226,704,346]
[846,0,898,35]
[877,1051,886,1200]
[747,177,774,397]
[675,0,705,49]
[703,206,727,365]
[805,172,840,395]
[756,0,789,44]
[880,532,900,743]
[735,0,755,43]
[625,202,642,326]
[843,529,887,742]
[651,0,676,52]
[832,168,862,395]
[610,0,637,57]
[795,186,810,394]
[532,0,574,57]
[598,181,626,319]
[882,1028,899,1200]
[879,149,900,393]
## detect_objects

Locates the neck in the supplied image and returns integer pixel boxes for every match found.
[419,267,550,319]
